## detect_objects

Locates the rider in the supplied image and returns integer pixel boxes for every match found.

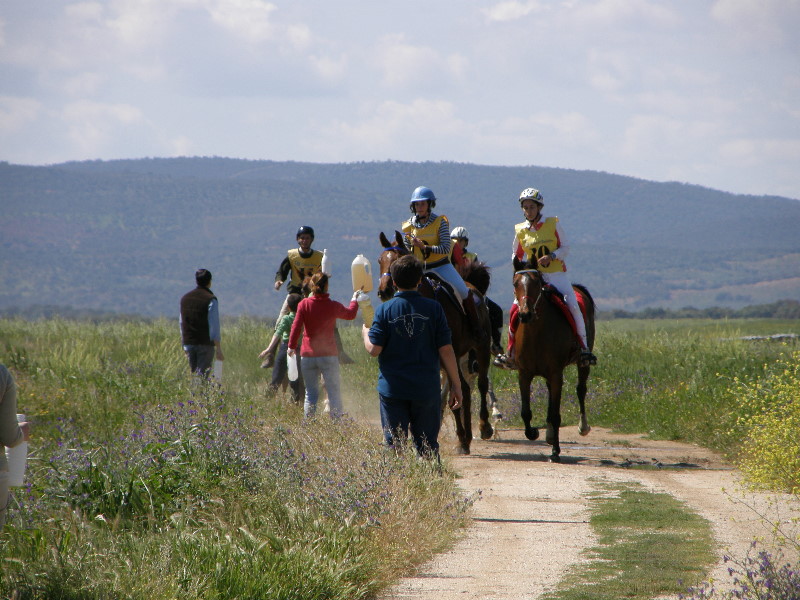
[494,187,598,369]
[450,226,504,358]
[402,186,483,337]
[272,225,353,365]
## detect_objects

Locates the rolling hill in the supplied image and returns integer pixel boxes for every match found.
[2,158,799,318]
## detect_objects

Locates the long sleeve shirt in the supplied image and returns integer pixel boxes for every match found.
[288,293,358,357]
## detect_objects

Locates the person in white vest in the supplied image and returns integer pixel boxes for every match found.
[494,187,598,369]
[0,364,31,528]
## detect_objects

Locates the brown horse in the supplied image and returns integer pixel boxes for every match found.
[378,231,493,454]
[512,256,594,462]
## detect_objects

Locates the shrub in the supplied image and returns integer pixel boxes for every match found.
[730,351,800,495]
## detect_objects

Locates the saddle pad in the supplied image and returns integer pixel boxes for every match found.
[544,285,587,342]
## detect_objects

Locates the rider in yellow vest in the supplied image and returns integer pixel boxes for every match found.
[494,188,598,368]
[270,225,353,366]
[402,186,483,336]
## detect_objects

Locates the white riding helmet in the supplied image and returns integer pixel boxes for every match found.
[450,226,469,240]
[519,187,544,206]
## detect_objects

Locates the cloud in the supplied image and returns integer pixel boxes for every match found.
[207,0,278,45]
[375,34,467,89]
[0,96,42,133]
[62,100,147,154]
[482,1,545,22]
[711,0,800,45]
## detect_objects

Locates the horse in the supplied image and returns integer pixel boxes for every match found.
[378,231,493,454]
[511,256,594,462]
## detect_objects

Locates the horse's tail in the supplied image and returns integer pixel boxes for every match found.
[574,283,595,317]
[458,260,491,296]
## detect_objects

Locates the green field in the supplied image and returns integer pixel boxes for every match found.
[1,317,798,598]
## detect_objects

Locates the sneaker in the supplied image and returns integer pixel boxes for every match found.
[490,342,504,356]
[579,350,597,367]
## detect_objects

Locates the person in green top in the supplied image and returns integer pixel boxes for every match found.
[259,293,304,402]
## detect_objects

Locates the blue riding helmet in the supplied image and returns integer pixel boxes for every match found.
[409,186,437,212]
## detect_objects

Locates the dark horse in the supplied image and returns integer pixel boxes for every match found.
[378,231,493,454]
[512,256,594,462]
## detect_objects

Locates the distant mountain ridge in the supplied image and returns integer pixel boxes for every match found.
[2,158,799,318]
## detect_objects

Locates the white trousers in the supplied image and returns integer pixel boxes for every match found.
[541,271,588,350]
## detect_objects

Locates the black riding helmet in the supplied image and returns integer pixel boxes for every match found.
[296,225,315,240]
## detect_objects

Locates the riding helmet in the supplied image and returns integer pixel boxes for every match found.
[450,226,469,240]
[296,225,315,239]
[409,186,437,212]
[519,187,544,206]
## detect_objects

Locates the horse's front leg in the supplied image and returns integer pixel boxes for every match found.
[576,364,591,437]
[519,370,538,441]
[457,371,472,455]
[546,373,563,462]
[477,357,493,440]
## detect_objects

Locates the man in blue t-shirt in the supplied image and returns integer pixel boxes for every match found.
[362,254,462,457]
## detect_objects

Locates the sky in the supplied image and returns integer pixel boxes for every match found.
[1,0,799,200]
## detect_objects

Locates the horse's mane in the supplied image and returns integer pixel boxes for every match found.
[456,260,491,296]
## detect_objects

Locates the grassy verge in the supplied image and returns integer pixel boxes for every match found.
[0,318,473,599]
[542,480,716,600]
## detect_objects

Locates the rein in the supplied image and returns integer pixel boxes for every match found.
[516,269,544,316]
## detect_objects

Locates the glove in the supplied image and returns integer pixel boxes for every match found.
[351,290,360,303]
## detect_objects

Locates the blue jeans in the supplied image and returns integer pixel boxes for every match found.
[301,355,342,418]
[184,344,215,377]
[379,393,442,456]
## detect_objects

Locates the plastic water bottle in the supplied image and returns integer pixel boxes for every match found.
[321,249,330,275]
[5,414,27,487]
[213,359,223,381]
[287,352,299,381]
[351,254,373,292]
[356,291,375,326]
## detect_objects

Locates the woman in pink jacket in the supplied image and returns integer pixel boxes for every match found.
[288,272,358,417]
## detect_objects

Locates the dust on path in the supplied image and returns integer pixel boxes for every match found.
[381,425,800,600]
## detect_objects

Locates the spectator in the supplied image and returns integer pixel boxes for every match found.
[179,268,223,377]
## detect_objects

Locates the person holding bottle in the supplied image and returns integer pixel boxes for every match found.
[0,364,31,528]
[288,272,359,418]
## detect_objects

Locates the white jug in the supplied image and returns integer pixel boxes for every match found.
[321,249,330,275]
[287,352,299,381]
[5,414,27,487]
[351,254,373,293]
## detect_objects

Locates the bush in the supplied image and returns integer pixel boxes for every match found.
[730,351,800,494]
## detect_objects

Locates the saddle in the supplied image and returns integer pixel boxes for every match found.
[422,272,464,314]
[543,284,588,344]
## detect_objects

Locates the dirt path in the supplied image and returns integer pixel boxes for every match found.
[381,424,800,600]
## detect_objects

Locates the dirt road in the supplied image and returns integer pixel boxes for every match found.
[381,424,800,600]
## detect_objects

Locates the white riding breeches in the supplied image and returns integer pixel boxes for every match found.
[542,271,588,349]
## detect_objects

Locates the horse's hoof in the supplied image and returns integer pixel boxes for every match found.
[525,427,539,441]
[579,425,592,436]
[480,423,493,440]
[548,454,561,463]
[454,445,471,455]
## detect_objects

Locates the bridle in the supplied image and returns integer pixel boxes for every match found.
[378,245,408,300]
[515,269,544,319]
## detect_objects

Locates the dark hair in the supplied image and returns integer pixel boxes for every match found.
[286,293,302,312]
[195,268,212,287]
[390,255,423,289]
[309,272,329,295]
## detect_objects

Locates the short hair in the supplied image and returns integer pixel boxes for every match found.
[309,271,329,295]
[286,293,302,312]
[195,268,212,287]
[390,255,423,290]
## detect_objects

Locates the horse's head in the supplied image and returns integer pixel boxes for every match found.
[377,230,409,302]
[513,260,544,323]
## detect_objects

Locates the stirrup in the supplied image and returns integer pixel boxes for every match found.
[493,354,517,370]
[579,350,597,366]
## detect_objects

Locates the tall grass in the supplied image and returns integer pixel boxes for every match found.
[0,318,473,599]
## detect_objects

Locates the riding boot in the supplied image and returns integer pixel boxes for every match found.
[335,327,355,364]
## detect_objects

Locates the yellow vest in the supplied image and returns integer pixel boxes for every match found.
[515,217,565,273]
[402,214,451,266]
[287,249,323,289]
[464,250,478,262]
